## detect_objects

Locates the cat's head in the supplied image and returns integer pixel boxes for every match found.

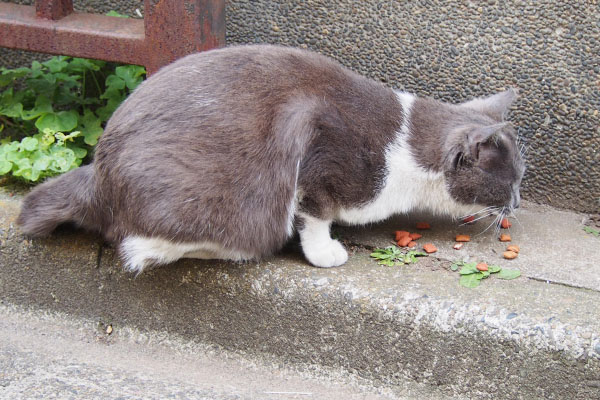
[443,89,525,212]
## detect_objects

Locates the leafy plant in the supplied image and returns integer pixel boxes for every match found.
[451,260,521,288]
[370,246,427,267]
[0,55,145,182]
[583,226,599,237]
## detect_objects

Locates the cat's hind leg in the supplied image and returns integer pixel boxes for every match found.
[119,236,253,274]
[119,236,197,274]
[298,214,348,268]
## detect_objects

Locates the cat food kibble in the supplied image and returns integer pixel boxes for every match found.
[407,241,417,248]
[476,262,489,271]
[455,234,470,242]
[395,230,410,241]
[397,236,412,247]
[500,218,512,229]
[453,243,464,250]
[506,244,520,253]
[503,250,518,259]
[408,232,422,240]
[499,234,511,242]
[463,215,475,224]
[423,243,437,253]
[416,222,431,230]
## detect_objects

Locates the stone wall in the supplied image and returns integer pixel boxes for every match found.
[1,0,599,213]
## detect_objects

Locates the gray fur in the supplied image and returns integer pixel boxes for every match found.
[17,45,524,267]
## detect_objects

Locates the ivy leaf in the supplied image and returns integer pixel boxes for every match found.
[67,58,104,73]
[106,10,129,18]
[32,153,51,171]
[21,95,53,120]
[79,109,104,145]
[0,159,12,174]
[42,57,69,73]
[115,65,145,90]
[21,137,38,151]
[35,110,78,132]
[488,265,502,273]
[105,74,126,91]
[49,145,76,172]
[460,274,482,288]
[497,269,521,280]
[459,263,479,275]
[0,88,25,118]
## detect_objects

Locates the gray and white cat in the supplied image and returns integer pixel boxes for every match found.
[17,45,525,273]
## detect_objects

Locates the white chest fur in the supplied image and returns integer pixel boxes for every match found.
[336,92,473,225]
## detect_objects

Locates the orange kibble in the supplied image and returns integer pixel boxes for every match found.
[506,245,520,253]
[407,241,417,248]
[397,235,412,247]
[503,250,518,260]
[408,232,422,240]
[423,243,437,253]
[395,230,410,241]
[501,218,512,229]
[476,262,489,271]
[453,243,464,250]
[499,234,512,242]
[416,222,431,230]
[463,215,475,224]
[455,234,471,242]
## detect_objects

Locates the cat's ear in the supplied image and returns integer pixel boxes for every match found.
[461,88,518,121]
[467,122,508,161]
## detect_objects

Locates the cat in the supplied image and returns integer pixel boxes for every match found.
[17,45,525,273]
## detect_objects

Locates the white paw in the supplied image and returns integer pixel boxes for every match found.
[302,239,348,268]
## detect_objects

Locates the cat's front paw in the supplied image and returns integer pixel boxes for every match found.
[302,239,348,268]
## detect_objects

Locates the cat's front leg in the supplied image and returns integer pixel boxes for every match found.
[298,213,348,268]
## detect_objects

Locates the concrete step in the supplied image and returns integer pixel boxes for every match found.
[1,187,599,399]
[1,303,431,400]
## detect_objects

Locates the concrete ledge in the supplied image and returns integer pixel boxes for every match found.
[1,188,599,399]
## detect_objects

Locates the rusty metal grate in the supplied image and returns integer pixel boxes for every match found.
[0,0,225,74]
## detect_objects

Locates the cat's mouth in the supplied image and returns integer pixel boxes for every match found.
[458,203,519,237]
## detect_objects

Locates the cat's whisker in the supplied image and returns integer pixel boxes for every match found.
[459,210,498,226]
[459,205,497,220]
[476,212,502,237]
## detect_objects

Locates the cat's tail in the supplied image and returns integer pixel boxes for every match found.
[17,165,102,237]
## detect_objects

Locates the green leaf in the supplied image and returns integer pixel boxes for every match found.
[115,65,145,90]
[0,159,12,174]
[106,10,129,18]
[459,263,478,275]
[42,57,69,73]
[20,95,53,120]
[460,274,481,288]
[583,226,600,237]
[49,146,77,172]
[21,137,38,151]
[35,110,78,132]
[488,265,502,273]
[105,74,126,91]
[497,269,521,280]
[68,145,87,159]
[67,58,104,73]
[32,154,51,171]
[79,109,104,145]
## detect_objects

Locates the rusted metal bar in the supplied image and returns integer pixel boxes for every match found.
[0,0,226,75]
[0,2,146,66]
[35,0,73,20]
[144,0,226,74]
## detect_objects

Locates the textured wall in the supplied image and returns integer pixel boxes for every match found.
[1,0,599,213]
